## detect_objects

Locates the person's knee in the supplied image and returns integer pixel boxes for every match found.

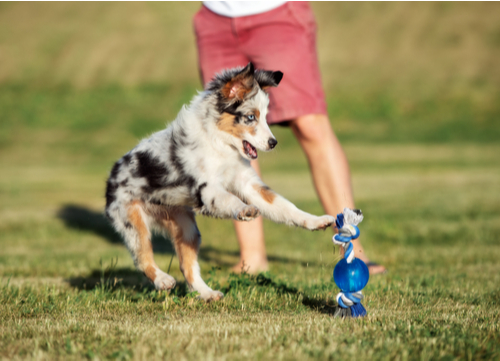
[290,114,333,144]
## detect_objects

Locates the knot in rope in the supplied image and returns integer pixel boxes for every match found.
[336,290,364,308]
[335,291,366,317]
[332,208,363,264]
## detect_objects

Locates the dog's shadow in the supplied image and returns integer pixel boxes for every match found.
[58,204,317,293]
[66,264,193,297]
[57,204,238,266]
[241,273,339,316]
[67,266,151,290]
[57,204,337,314]
[57,204,174,254]
[66,265,337,316]
[57,204,314,267]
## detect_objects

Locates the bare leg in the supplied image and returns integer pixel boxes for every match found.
[290,114,386,275]
[231,159,269,274]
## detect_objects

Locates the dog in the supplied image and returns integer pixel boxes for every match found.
[105,63,335,301]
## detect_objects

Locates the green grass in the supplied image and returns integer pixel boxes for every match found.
[1,2,500,360]
[1,136,499,359]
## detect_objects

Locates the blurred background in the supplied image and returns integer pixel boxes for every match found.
[0,1,499,280]
[1,3,500,358]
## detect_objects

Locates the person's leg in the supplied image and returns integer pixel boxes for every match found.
[231,160,269,274]
[290,114,386,275]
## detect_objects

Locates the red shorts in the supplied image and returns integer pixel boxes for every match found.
[193,2,327,124]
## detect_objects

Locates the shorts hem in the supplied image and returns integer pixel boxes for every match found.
[267,105,328,124]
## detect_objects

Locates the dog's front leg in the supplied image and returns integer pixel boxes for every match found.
[241,181,335,230]
[201,186,261,221]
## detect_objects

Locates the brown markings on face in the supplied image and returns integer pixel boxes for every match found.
[217,113,241,138]
[217,112,257,139]
[254,109,260,120]
[127,201,157,282]
[253,184,276,204]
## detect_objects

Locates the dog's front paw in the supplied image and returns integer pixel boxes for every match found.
[199,290,224,302]
[154,271,176,291]
[303,215,336,231]
[235,205,260,221]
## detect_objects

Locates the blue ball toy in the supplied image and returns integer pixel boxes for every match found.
[333,258,369,293]
[331,208,369,318]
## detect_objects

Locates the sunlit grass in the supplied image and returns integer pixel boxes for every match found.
[1,2,500,359]
[1,139,499,359]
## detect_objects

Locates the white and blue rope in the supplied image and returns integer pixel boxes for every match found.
[336,290,364,308]
[332,208,363,264]
[332,208,365,312]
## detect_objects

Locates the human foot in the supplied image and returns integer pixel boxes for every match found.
[365,262,387,275]
[231,259,268,274]
[355,253,386,275]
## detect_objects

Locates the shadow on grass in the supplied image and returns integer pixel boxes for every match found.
[57,204,174,254]
[66,267,338,315]
[68,267,151,290]
[222,272,339,316]
[57,204,316,267]
[66,259,191,297]
[66,268,192,299]
[60,205,332,311]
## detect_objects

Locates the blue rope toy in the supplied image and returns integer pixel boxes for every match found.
[331,208,369,318]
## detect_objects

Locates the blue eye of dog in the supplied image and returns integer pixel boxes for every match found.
[247,114,256,121]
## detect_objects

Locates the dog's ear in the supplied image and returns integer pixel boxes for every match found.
[221,62,255,100]
[255,70,283,90]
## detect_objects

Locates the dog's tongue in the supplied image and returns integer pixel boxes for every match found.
[248,147,257,158]
[243,141,257,159]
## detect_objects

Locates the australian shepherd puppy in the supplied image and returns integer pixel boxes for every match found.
[105,63,335,301]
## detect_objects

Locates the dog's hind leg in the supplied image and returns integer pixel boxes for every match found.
[125,201,176,290]
[161,208,223,302]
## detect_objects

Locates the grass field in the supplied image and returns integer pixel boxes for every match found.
[1,2,500,360]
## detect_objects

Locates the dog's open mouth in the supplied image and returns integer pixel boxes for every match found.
[243,140,258,159]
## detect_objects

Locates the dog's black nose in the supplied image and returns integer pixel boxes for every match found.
[268,138,278,149]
